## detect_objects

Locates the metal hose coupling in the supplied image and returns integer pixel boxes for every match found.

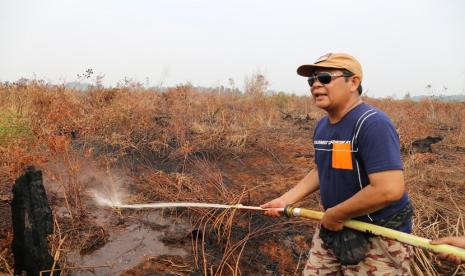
[284,205,301,218]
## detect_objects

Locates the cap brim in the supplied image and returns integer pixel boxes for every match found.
[297,64,345,77]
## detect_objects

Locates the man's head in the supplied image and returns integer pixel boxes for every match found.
[297,53,363,113]
[297,53,363,95]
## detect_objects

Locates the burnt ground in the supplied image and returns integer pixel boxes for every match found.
[1,118,465,275]
[58,122,317,275]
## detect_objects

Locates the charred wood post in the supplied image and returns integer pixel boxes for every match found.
[11,166,57,276]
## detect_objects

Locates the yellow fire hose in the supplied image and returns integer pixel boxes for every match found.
[284,205,465,262]
[107,200,465,261]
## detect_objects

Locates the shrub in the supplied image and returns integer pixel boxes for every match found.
[0,110,33,146]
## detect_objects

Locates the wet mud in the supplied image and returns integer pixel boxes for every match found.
[66,208,189,275]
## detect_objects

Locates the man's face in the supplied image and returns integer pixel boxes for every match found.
[309,69,353,111]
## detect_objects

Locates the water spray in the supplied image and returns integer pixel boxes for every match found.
[93,192,272,211]
[112,202,271,211]
[95,194,465,262]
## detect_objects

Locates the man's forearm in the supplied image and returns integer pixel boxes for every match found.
[330,185,396,220]
[330,170,405,221]
[279,168,320,205]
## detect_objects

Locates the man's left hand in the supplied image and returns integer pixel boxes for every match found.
[321,207,346,231]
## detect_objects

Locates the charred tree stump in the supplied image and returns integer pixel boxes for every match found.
[411,136,443,153]
[11,166,57,276]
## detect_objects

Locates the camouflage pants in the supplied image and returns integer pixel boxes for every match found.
[303,227,412,276]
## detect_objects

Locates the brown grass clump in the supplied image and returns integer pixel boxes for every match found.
[0,80,464,275]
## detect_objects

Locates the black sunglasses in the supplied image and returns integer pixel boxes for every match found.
[307,72,353,87]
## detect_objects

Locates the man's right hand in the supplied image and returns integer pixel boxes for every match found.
[430,236,465,264]
[260,197,287,217]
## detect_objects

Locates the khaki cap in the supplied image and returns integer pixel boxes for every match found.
[297,53,363,82]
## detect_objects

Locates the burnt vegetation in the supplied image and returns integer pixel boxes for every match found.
[0,80,465,275]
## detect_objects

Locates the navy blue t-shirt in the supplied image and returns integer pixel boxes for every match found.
[313,103,411,233]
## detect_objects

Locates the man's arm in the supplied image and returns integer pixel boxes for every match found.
[321,169,405,231]
[261,166,320,217]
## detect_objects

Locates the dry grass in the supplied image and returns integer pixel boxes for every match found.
[0,80,464,275]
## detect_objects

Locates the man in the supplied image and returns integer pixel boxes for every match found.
[261,53,413,275]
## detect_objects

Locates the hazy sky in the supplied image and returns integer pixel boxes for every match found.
[1,0,464,97]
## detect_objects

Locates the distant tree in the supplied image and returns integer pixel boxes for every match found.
[228,78,235,90]
[77,69,93,80]
[95,73,105,88]
[425,84,437,120]
[244,73,269,96]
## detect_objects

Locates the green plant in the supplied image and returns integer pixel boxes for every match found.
[271,92,290,111]
[0,110,33,146]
